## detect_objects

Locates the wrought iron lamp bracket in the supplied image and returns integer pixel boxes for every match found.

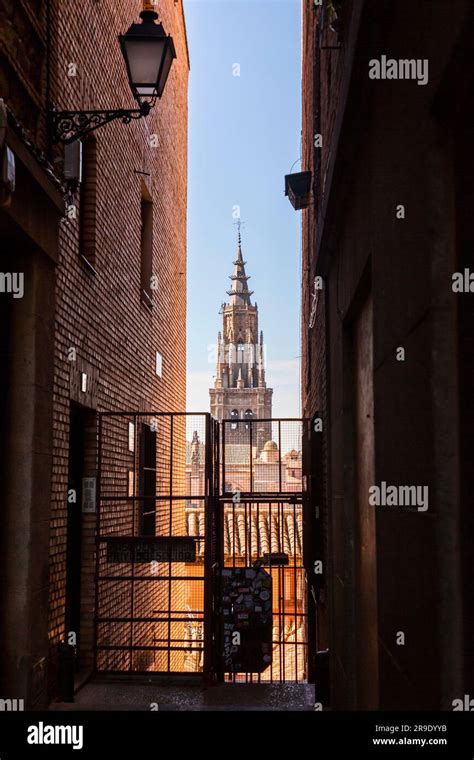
[50,101,152,144]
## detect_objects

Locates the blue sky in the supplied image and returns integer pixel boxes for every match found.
[184,0,302,417]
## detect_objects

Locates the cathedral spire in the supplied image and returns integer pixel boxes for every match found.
[226,228,254,306]
[210,227,273,453]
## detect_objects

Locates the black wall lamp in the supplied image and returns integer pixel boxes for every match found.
[285,171,312,211]
[49,1,176,144]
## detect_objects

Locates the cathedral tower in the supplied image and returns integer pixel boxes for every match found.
[210,231,273,454]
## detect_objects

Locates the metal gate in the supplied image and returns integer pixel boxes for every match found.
[217,418,310,683]
[94,412,217,675]
[94,413,310,682]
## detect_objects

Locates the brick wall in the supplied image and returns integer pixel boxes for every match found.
[47,0,189,688]
[301,0,336,677]
[0,0,49,149]
[301,0,474,709]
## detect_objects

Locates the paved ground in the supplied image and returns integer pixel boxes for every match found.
[51,678,315,711]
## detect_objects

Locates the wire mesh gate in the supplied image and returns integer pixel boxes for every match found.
[217,419,310,683]
[94,413,310,682]
[94,412,217,675]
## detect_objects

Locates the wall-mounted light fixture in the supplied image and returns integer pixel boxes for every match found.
[49,1,176,144]
[284,171,312,211]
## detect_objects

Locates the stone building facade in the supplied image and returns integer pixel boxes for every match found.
[0,0,188,707]
[184,247,306,681]
[210,234,272,455]
[300,0,474,709]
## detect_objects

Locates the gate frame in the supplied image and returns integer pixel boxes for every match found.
[93,411,217,680]
[216,416,313,684]
[92,412,315,683]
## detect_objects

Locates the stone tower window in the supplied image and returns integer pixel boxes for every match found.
[244,409,253,429]
[230,409,239,430]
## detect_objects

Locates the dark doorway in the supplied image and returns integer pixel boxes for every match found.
[0,269,12,676]
[66,403,87,667]
[0,283,12,517]
[352,293,379,708]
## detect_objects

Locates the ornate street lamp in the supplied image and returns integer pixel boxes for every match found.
[119,3,176,102]
[50,1,176,144]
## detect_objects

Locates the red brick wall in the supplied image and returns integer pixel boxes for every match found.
[47,0,189,681]
[301,0,473,709]
[301,0,340,671]
[0,0,49,149]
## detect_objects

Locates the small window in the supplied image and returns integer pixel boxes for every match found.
[244,409,253,430]
[140,184,153,305]
[79,136,98,270]
[155,351,162,377]
[128,422,135,452]
[128,470,134,498]
[139,424,157,536]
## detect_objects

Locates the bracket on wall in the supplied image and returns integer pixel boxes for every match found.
[49,102,152,145]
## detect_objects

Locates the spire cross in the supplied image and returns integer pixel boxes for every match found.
[233,218,246,244]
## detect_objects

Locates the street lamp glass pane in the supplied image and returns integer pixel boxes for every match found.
[157,41,175,96]
[124,38,166,95]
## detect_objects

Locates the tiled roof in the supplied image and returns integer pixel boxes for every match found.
[186,505,302,559]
